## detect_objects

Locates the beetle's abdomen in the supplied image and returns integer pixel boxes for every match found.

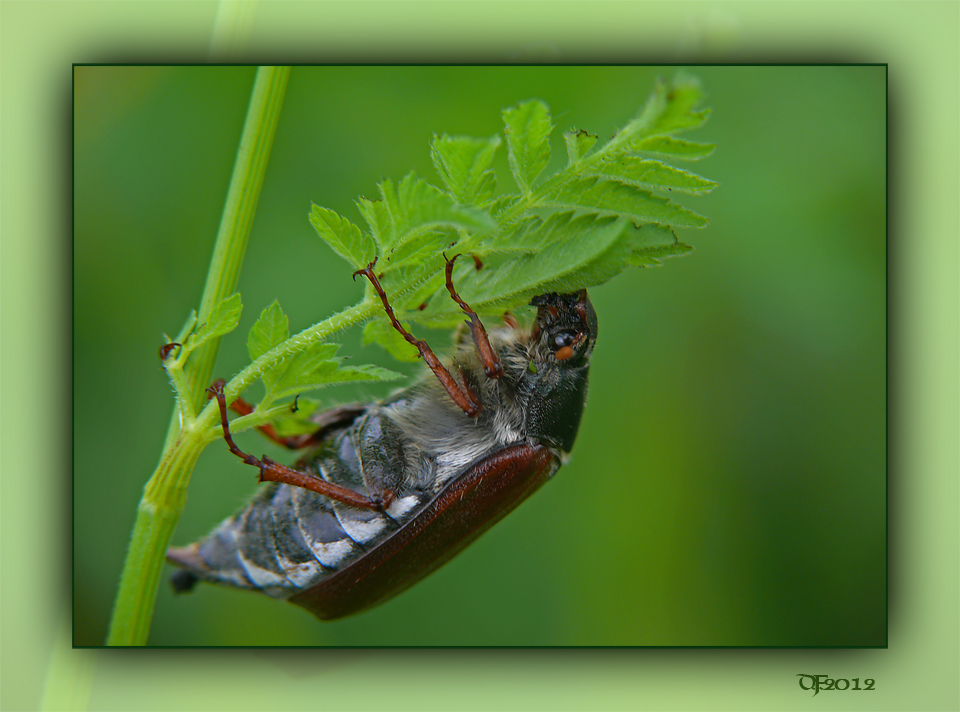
[166,410,432,599]
[290,443,559,619]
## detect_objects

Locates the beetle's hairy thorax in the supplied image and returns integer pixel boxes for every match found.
[384,323,543,491]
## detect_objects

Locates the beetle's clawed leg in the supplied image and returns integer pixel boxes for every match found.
[353,260,482,418]
[443,253,503,380]
[257,456,394,512]
[365,488,396,513]
[206,379,319,450]
[206,381,393,512]
[207,381,260,467]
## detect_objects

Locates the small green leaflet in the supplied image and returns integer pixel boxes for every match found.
[245,302,403,402]
[190,293,242,350]
[594,156,717,195]
[310,205,376,269]
[269,398,323,438]
[632,136,715,161]
[355,196,391,250]
[430,134,501,205]
[247,300,289,361]
[564,129,598,166]
[247,300,290,393]
[542,177,708,229]
[627,75,711,143]
[626,223,694,266]
[269,341,339,399]
[269,340,402,400]
[363,318,421,363]
[376,173,495,255]
[272,364,403,401]
[503,100,553,195]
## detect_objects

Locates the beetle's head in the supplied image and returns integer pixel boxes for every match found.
[530,290,597,367]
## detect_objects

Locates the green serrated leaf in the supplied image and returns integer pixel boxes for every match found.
[283,342,340,381]
[631,222,680,250]
[564,128,598,166]
[270,398,323,438]
[247,301,291,396]
[503,100,553,194]
[632,136,715,161]
[388,269,448,315]
[632,75,710,139]
[624,223,694,266]
[543,176,708,228]
[628,242,694,267]
[489,194,523,220]
[377,173,495,256]
[593,157,717,195]
[272,362,403,401]
[608,76,711,161]
[382,230,452,274]
[417,215,632,323]
[467,212,599,259]
[356,196,392,248]
[191,293,242,349]
[362,318,421,363]
[324,364,404,386]
[268,341,339,399]
[310,204,377,268]
[247,300,290,362]
[430,134,501,204]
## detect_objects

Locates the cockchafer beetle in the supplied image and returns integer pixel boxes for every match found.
[167,253,598,620]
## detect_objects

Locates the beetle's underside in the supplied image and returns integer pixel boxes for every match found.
[167,255,597,620]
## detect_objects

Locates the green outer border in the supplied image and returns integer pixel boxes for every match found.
[2,1,956,710]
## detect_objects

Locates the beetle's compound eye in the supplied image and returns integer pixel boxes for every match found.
[553,330,577,349]
[553,330,580,360]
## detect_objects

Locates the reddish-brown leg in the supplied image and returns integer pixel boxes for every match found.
[353,259,482,417]
[207,379,321,450]
[444,253,503,379]
[206,382,393,511]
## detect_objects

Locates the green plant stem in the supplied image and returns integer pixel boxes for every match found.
[107,66,290,646]
[188,66,291,416]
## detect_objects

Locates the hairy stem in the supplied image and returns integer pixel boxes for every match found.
[107,66,290,646]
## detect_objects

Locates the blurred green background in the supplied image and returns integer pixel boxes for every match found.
[74,65,885,647]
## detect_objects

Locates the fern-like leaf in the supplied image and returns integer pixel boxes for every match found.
[543,177,708,228]
[431,134,501,205]
[564,129,598,166]
[310,205,377,268]
[592,156,717,195]
[503,100,553,195]
[320,75,715,364]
